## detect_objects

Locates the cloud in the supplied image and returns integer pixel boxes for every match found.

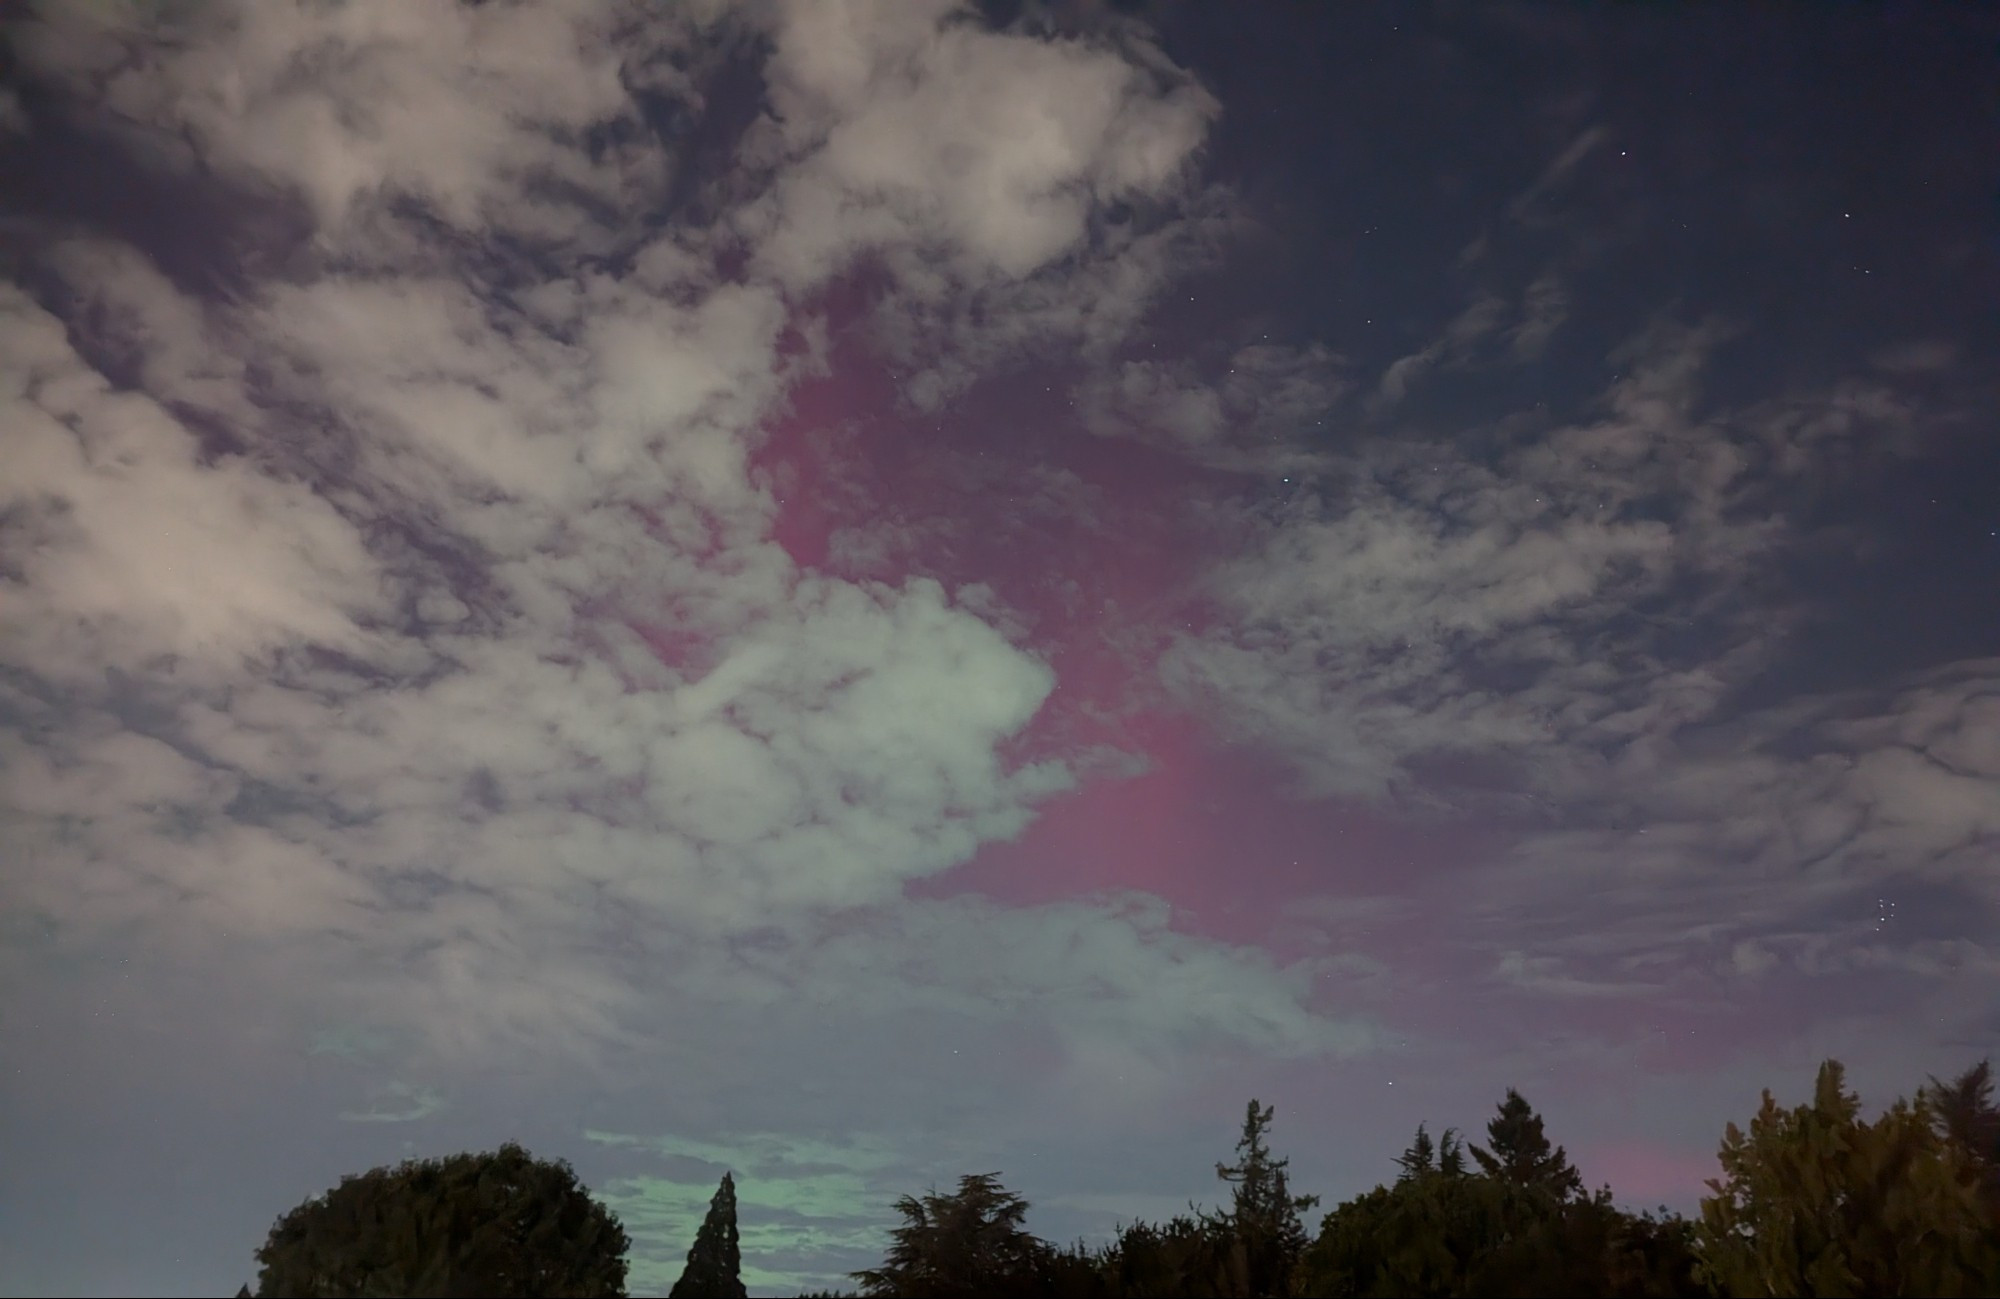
[0,282,390,684]
[1868,339,1960,374]
[0,86,28,136]
[1373,294,1507,408]
[1510,274,1568,360]
[1076,341,1346,465]
[744,0,1216,288]
[1494,951,1660,1000]
[1162,317,1918,804]
[1,0,1364,1095]
[19,0,694,253]
[1373,273,1569,406]
[340,1081,447,1124]
[1507,125,1611,225]
[728,0,1227,408]
[1441,660,2000,1011]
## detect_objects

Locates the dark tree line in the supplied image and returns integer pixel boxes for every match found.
[239,1057,2000,1297]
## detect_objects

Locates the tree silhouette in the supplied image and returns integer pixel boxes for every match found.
[1210,1099,1318,1297]
[1303,1163,1706,1297]
[1394,1123,1467,1184]
[852,1172,1053,1297]
[1924,1058,2000,1215]
[670,1171,746,1299]
[251,1142,630,1297]
[1695,1059,1998,1297]
[1470,1088,1582,1201]
[1098,1213,1234,1297]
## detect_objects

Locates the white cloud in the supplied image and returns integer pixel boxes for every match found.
[1164,318,1914,803]
[732,0,1225,407]
[1,0,1354,1089]
[746,0,1216,289]
[0,283,389,684]
[22,0,691,251]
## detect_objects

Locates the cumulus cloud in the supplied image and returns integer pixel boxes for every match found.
[2,0,1341,1085]
[729,0,1225,406]
[0,282,390,683]
[746,0,1214,286]
[19,0,692,252]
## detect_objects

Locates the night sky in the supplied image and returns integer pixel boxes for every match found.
[3,3,1997,1295]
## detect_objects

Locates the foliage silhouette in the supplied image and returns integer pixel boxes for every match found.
[1301,1103,1707,1298]
[1694,1059,1999,1297]
[1923,1058,2000,1213]
[1469,1088,1582,1201]
[252,1142,629,1298]
[244,1063,2000,1298]
[1208,1099,1319,1297]
[671,1171,746,1299]
[851,1171,1056,1297]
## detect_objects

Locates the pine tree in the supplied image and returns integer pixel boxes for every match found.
[671,1172,747,1299]
[1394,1123,1466,1184]
[1396,1123,1437,1181]
[1212,1099,1319,1297]
[1470,1088,1583,1200]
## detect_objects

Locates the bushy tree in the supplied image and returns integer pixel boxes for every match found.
[1306,1177,1711,1298]
[1088,1213,1221,1297]
[1694,1059,1999,1297]
[852,1172,1055,1297]
[1047,1238,1115,1298]
[671,1172,746,1299]
[1301,1169,1520,1298]
[1301,1109,1707,1299]
[252,1142,630,1297]
[1470,1089,1582,1201]
[1597,1207,1710,1299]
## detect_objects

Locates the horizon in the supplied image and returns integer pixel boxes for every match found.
[2,2,1996,1296]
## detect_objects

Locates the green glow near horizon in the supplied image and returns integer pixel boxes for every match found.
[587,1127,904,1295]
